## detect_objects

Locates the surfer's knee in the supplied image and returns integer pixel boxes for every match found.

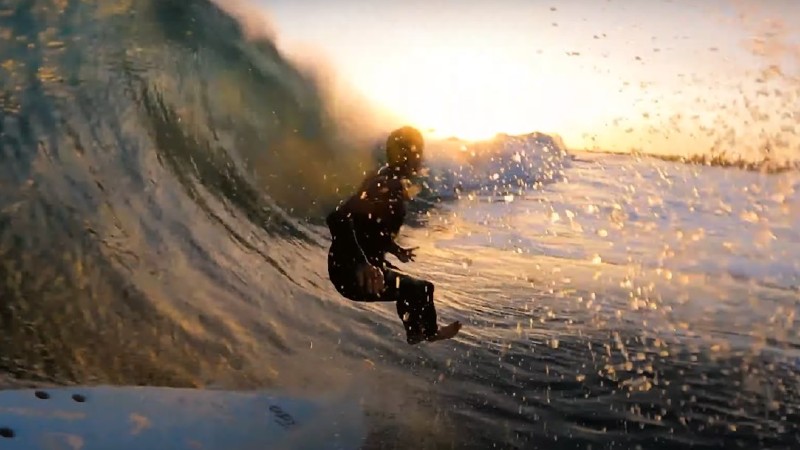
[420,280,434,301]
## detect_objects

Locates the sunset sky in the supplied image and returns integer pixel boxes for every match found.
[253,0,799,156]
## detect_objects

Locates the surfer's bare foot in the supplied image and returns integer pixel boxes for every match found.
[427,321,462,342]
[406,321,462,345]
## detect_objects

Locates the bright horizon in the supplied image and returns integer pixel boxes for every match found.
[253,0,798,157]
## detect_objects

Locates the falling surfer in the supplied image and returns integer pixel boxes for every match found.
[325,126,462,344]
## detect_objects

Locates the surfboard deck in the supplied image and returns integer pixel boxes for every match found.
[0,385,365,450]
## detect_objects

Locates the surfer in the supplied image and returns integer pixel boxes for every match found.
[326,126,462,345]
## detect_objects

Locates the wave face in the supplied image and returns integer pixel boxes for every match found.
[0,0,388,385]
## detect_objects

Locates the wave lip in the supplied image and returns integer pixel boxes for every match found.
[419,132,571,200]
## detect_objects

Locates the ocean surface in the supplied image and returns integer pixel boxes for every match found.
[1,1,799,449]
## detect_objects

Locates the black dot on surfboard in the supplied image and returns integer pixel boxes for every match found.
[0,427,14,438]
[35,390,50,399]
[72,394,86,403]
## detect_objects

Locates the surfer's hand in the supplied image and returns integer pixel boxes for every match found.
[356,264,384,295]
[395,246,418,263]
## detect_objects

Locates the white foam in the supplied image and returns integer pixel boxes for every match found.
[423,133,571,199]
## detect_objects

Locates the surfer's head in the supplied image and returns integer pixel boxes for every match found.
[386,126,424,177]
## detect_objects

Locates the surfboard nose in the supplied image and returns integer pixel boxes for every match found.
[0,386,365,450]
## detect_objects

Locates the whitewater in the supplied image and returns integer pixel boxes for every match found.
[1,0,799,449]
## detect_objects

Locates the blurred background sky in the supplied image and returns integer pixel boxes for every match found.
[251,0,799,156]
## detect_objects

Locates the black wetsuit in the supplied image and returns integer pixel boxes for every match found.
[326,166,437,343]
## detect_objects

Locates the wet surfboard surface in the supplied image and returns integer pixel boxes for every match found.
[0,386,365,450]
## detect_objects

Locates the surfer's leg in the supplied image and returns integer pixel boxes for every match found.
[328,256,457,344]
[382,270,438,344]
[327,250,395,302]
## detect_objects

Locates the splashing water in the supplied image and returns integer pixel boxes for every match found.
[1,0,799,449]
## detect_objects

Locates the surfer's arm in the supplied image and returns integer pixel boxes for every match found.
[383,178,416,261]
[386,239,404,256]
[327,202,385,295]
[326,206,369,265]
[386,239,417,263]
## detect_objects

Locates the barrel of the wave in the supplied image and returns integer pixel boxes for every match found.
[0,386,364,449]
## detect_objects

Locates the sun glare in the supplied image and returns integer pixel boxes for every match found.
[347,44,566,142]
